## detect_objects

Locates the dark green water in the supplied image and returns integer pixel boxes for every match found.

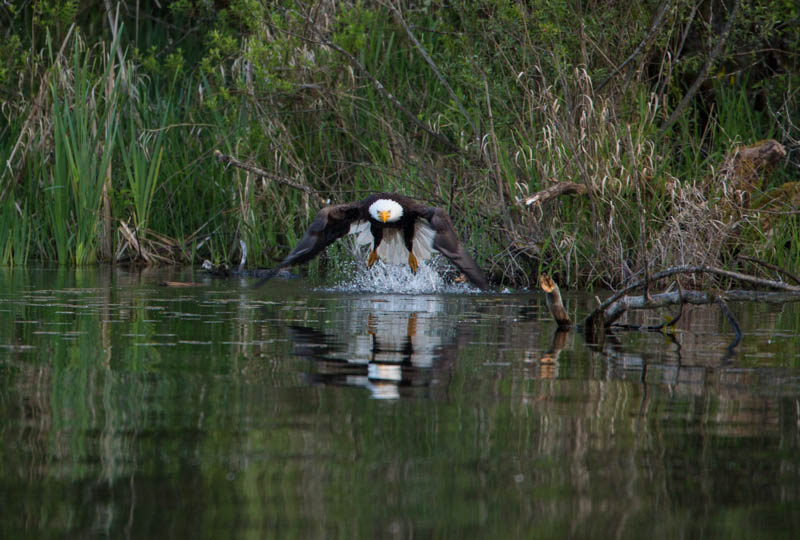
[1,267,799,539]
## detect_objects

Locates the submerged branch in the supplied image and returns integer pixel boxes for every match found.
[715,296,743,351]
[602,289,800,326]
[584,264,800,328]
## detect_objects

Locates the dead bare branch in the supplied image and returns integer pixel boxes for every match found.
[523,181,589,206]
[294,8,461,154]
[601,288,800,326]
[660,0,740,134]
[214,149,326,207]
[737,254,800,285]
[596,0,673,92]
[386,1,477,138]
[586,264,800,326]
[1,24,76,202]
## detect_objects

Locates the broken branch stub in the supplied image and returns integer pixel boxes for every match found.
[539,274,572,328]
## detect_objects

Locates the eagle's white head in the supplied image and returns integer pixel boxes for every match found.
[368,198,404,223]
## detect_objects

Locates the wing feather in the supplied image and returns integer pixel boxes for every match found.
[425,207,489,289]
[254,195,490,290]
[254,202,362,288]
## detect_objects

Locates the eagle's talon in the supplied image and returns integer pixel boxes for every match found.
[367,249,379,268]
[408,253,419,274]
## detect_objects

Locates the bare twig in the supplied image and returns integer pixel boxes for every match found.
[483,77,505,205]
[293,8,461,153]
[523,181,588,206]
[660,0,740,134]
[596,0,673,92]
[629,126,650,300]
[737,254,800,285]
[1,23,76,200]
[214,150,326,207]
[386,2,477,138]
[118,219,150,264]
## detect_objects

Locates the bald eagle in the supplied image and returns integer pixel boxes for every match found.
[255,193,488,289]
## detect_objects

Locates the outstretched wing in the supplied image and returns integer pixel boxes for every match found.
[424,207,489,290]
[254,202,362,288]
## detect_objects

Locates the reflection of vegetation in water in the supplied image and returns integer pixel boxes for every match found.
[0,270,799,537]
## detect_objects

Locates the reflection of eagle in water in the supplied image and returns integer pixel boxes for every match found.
[256,193,488,289]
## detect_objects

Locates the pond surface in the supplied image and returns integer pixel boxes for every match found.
[1,266,800,539]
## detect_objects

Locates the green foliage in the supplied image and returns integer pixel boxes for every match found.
[32,0,79,27]
[0,33,26,90]
[334,4,380,52]
[48,34,120,264]
[0,1,798,288]
[120,115,166,232]
[0,197,31,265]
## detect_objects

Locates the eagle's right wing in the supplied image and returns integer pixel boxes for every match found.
[254,202,362,288]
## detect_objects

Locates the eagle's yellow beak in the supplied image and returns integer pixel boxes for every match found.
[378,210,391,223]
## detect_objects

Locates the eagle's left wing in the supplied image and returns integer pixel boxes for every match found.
[424,207,489,290]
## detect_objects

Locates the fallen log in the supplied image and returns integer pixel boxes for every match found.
[583,264,800,330]
[601,289,800,326]
[538,267,800,350]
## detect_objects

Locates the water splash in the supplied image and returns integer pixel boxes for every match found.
[323,260,481,294]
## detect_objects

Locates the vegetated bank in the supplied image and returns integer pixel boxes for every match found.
[1,1,797,289]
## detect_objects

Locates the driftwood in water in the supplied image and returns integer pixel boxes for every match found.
[601,289,800,326]
[583,266,800,326]
[161,281,204,288]
[540,266,800,348]
[583,287,800,349]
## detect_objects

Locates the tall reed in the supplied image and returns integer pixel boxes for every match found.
[0,197,31,265]
[120,109,166,233]
[47,34,121,264]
